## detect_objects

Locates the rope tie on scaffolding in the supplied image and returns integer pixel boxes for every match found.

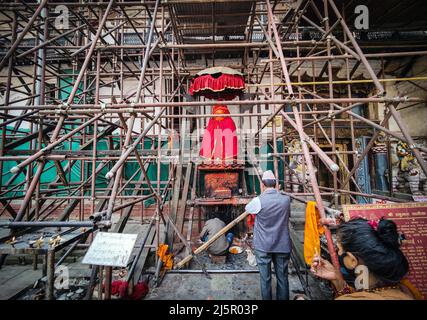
[127,102,136,114]
[289,95,297,106]
[100,102,107,114]
[56,102,70,116]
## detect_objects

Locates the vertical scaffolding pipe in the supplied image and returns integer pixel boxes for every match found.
[45,250,55,300]
[26,51,39,222]
[0,8,17,194]
[34,2,47,108]
[105,115,136,218]
[156,48,164,253]
[267,18,279,189]
[91,49,101,214]
[135,0,160,103]
[35,119,43,220]
[104,266,112,300]
[35,4,48,219]
[343,6,357,197]
[323,0,339,207]
[294,18,306,194]
[98,266,103,300]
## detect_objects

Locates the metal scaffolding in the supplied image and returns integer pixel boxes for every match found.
[0,0,426,299]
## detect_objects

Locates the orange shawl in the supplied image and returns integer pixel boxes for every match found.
[304,201,325,266]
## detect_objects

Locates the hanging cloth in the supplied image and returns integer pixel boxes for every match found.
[304,201,325,266]
[157,244,174,270]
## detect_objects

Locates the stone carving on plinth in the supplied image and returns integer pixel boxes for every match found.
[394,141,427,195]
[287,139,316,193]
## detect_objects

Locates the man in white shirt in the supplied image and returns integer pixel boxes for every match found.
[245,170,292,300]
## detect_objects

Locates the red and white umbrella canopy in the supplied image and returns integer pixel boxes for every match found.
[189,66,245,100]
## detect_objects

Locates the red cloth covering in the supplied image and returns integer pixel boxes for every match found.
[200,105,238,161]
[189,73,245,99]
[111,280,128,298]
[130,282,149,300]
[110,280,149,300]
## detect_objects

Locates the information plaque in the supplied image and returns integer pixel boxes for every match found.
[82,232,137,267]
[343,202,427,299]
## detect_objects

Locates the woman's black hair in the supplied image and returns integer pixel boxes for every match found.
[262,179,276,188]
[337,218,409,286]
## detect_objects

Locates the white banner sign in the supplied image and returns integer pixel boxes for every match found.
[82,232,137,267]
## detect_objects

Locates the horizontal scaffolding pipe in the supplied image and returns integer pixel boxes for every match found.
[0,221,94,228]
[269,151,357,156]
[39,195,164,200]
[248,76,427,87]
[144,269,262,274]
[22,97,420,113]
[0,156,171,161]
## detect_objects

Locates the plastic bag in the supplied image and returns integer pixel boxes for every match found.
[246,248,257,267]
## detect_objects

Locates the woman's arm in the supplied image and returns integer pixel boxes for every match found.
[310,254,351,296]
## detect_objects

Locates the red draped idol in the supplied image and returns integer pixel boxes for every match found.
[200,105,238,161]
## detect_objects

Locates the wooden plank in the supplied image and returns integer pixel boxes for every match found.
[131,226,156,284]
[166,163,183,246]
[0,265,40,300]
[174,162,193,242]
[186,165,198,253]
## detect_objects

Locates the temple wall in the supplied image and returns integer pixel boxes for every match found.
[378,55,427,138]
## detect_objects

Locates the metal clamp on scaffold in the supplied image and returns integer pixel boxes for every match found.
[96,219,112,229]
[302,137,311,144]
[100,101,107,113]
[289,96,297,106]
[327,110,336,119]
[324,207,342,220]
[127,102,135,114]
[56,102,70,116]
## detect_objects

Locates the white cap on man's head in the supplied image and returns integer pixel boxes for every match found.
[262,170,276,181]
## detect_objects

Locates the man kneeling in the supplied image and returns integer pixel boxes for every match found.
[200,214,233,257]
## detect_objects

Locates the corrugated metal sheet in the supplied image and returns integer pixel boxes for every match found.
[171,1,254,37]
